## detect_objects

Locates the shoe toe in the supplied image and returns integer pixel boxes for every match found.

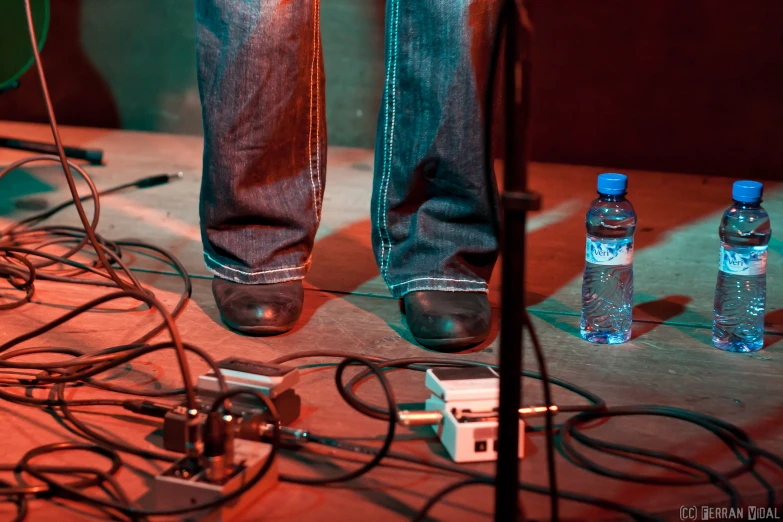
[403,291,491,351]
[212,278,304,336]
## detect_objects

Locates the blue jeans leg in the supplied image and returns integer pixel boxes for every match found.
[372,0,502,298]
[196,0,326,284]
[197,0,500,296]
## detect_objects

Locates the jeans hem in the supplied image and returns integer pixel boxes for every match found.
[205,253,309,284]
[387,277,489,298]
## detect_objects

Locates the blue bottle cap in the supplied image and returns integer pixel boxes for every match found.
[732,180,763,203]
[597,173,628,195]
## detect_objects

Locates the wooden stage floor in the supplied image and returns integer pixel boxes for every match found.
[1,121,781,521]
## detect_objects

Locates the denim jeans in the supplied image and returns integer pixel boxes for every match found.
[196,0,500,298]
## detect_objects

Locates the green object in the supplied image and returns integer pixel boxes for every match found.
[0,0,50,90]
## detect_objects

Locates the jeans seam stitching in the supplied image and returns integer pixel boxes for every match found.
[377,1,392,274]
[383,0,401,278]
[379,0,400,280]
[388,277,489,289]
[207,266,304,284]
[315,0,322,220]
[205,252,308,276]
[307,1,318,223]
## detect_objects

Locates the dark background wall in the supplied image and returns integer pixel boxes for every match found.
[2,0,781,179]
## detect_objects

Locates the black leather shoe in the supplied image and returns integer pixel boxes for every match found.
[402,291,491,351]
[212,278,304,335]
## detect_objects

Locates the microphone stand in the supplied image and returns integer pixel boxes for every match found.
[495,1,537,520]
[0,83,104,165]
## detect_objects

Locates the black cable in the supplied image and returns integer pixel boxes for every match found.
[1,235,192,346]
[12,172,182,232]
[0,442,123,498]
[273,352,598,518]
[39,467,142,521]
[280,356,398,485]
[22,0,135,292]
[558,406,783,509]
[1,156,102,267]
[0,479,29,522]
[412,478,493,522]
[279,350,783,517]
[0,386,126,408]
[20,391,280,517]
[271,352,604,421]
[0,252,35,309]
[52,342,228,461]
[0,288,199,410]
[300,434,664,521]
[0,2,276,518]
[116,240,193,345]
[0,0,198,410]
[338,356,602,425]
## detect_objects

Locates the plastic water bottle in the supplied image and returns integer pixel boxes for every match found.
[712,181,771,352]
[580,173,637,344]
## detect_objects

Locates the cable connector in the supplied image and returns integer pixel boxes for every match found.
[202,411,234,483]
[122,399,170,418]
[519,405,558,417]
[161,404,207,456]
[258,422,309,444]
[136,172,184,188]
[397,410,444,427]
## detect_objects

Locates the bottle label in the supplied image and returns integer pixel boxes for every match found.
[585,236,634,266]
[719,244,767,275]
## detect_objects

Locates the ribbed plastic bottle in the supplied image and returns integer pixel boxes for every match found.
[712,180,771,352]
[580,173,637,344]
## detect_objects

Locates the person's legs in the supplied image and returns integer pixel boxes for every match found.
[196,0,325,333]
[372,0,501,349]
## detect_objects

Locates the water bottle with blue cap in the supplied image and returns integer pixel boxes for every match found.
[580,173,637,344]
[713,180,772,352]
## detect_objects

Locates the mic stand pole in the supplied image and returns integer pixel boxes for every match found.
[495,1,537,520]
[0,83,105,165]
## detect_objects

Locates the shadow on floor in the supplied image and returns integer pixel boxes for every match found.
[632,295,692,340]
[764,308,783,349]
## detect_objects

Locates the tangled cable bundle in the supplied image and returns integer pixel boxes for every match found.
[1,1,782,521]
